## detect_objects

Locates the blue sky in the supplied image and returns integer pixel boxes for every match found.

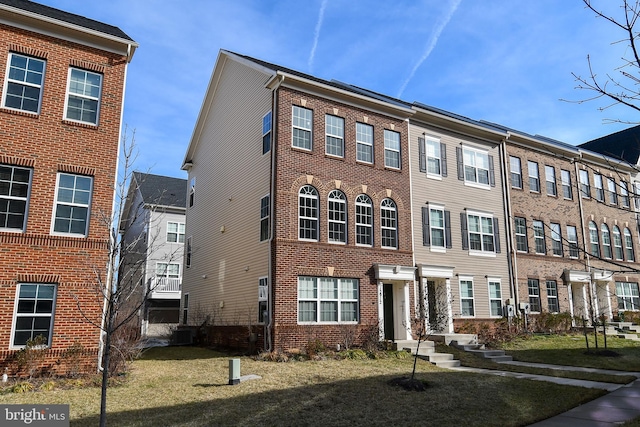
[38,0,638,178]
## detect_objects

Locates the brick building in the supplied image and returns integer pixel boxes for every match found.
[0,0,136,374]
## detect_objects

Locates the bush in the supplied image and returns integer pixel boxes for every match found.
[529,312,572,333]
[15,335,48,379]
[304,339,326,358]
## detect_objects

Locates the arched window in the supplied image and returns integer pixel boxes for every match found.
[588,221,600,257]
[328,190,346,243]
[601,223,612,259]
[355,194,373,246]
[299,185,318,241]
[624,227,635,261]
[613,226,623,260]
[381,198,397,249]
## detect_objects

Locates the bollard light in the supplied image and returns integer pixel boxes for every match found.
[228,359,240,385]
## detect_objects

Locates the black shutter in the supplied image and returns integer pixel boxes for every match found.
[489,155,496,187]
[493,217,501,253]
[418,137,426,172]
[445,210,452,248]
[441,143,447,177]
[422,206,430,246]
[456,146,464,181]
[460,212,468,250]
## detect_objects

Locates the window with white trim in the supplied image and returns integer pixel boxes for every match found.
[167,221,185,243]
[459,278,475,317]
[355,194,372,246]
[616,281,639,311]
[465,212,497,253]
[528,161,540,192]
[0,164,32,231]
[613,226,624,261]
[624,227,635,261]
[514,217,528,252]
[589,221,599,257]
[325,115,344,157]
[533,220,545,254]
[510,156,522,189]
[546,280,559,313]
[52,173,92,236]
[550,222,562,256]
[188,177,195,208]
[328,190,346,243]
[429,207,446,248]
[384,129,401,169]
[426,138,443,176]
[567,225,579,258]
[298,276,359,323]
[292,105,312,150]
[186,236,192,268]
[607,177,618,205]
[528,278,541,312]
[262,111,272,154]
[561,169,572,199]
[12,283,56,348]
[356,122,373,164]
[260,195,270,242]
[156,262,180,279]
[488,280,502,317]
[545,165,557,196]
[3,53,45,113]
[65,68,102,125]
[381,198,397,249]
[182,293,189,324]
[620,181,630,208]
[601,223,612,259]
[594,174,604,202]
[258,277,268,323]
[299,185,319,241]
[579,170,590,198]
[464,147,490,186]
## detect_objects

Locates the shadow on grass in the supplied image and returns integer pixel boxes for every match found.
[69,370,605,427]
[139,345,232,361]
[504,346,640,372]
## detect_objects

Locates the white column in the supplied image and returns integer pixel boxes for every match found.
[402,281,412,340]
[377,280,384,341]
[445,278,453,333]
[567,283,575,326]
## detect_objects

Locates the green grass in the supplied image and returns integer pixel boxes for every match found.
[0,346,605,427]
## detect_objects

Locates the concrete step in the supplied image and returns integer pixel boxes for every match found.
[608,321,634,328]
[450,340,485,351]
[425,352,455,363]
[617,333,640,341]
[430,333,478,345]
[432,359,461,368]
[467,349,506,358]
[485,354,513,362]
[622,325,640,333]
[393,340,434,352]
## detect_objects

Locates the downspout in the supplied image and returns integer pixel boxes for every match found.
[98,43,133,372]
[499,132,519,309]
[406,118,418,335]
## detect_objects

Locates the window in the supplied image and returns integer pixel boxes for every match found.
[182,293,189,324]
[356,123,373,164]
[546,280,559,313]
[328,190,346,243]
[185,236,192,268]
[510,156,522,189]
[422,205,450,249]
[613,226,623,260]
[594,174,604,202]
[550,223,562,256]
[384,130,401,169]
[325,115,344,157]
[52,173,92,236]
[589,221,600,257]
[260,195,270,242]
[292,105,312,150]
[464,212,498,253]
[188,177,195,208]
[12,283,56,347]
[258,277,268,323]
[381,198,397,249]
[488,280,502,317]
[561,169,572,199]
[65,68,102,125]
[167,222,185,243]
[607,177,617,205]
[567,225,579,258]
[514,217,528,252]
[355,194,373,246]
[297,276,359,323]
[636,183,640,209]
[616,282,639,311]
[601,223,612,259]
[419,137,446,176]
[262,111,272,154]
[624,228,635,261]
[462,147,490,186]
[528,279,541,312]
[620,181,630,208]
[579,170,590,198]
[533,220,546,255]
[299,185,318,241]
[459,278,475,317]
[156,262,180,279]
[3,53,45,113]
[528,161,540,192]
[545,165,557,196]
[0,164,31,231]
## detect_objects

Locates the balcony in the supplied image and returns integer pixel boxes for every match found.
[149,277,182,300]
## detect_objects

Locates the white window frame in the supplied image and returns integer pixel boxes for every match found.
[488,279,502,317]
[546,280,559,313]
[325,114,344,158]
[620,181,630,208]
[328,190,346,244]
[297,276,359,324]
[579,170,591,198]
[607,177,618,205]
[260,194,270,242]
[601,223,612,259]
[528,161,540,193]
[156,262,180,279]
[11,283,56,349]
[355,194,373,247]
[64,67,102,125]
[380,198,397,249]
[533,220,546,255]
[589,221,600,257]
[510,156,522,189]
[51,173,92,237]
[384,129,401,169]
[545,165,556,196]
[166,221,185,243]
[429,205,446,250]
[550,222,562,256]
[426,138,442,177]
[561,169,572,199]
[292,105,313,150]
[0,164,32,232]
[514,217,528,252]
[624,227,635,261]
[463,147,490,188]
[186,236,192,268]
[2,53,45,114]
[616,282,639,311]
[528,278,541,313]
[459,277,475,317]
[567,225,579,258]
[299,185,319,241]
[262,111,272,154]
[594,173,604,202]
[467,211,495,255]
[258,277,268,324]
[356,122,373,164]
[182,293,189,324]
[613,226,623,261]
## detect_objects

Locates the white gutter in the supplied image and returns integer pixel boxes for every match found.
[500,133,519,308]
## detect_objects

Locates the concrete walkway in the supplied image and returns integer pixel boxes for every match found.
[449,360,640,425]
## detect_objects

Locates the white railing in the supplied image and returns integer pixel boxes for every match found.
[152,277,182,293]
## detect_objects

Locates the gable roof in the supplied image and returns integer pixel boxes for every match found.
[133,172,187,209]
[578,124,640,165]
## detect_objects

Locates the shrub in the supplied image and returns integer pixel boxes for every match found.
[529,312,572,333]
[12,382,33,393]
[15,335,48,379]
[61,340,85,378]
[304,339,326,358]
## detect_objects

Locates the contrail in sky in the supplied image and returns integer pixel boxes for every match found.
[308,0,328,72]
[397,0,462,98]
